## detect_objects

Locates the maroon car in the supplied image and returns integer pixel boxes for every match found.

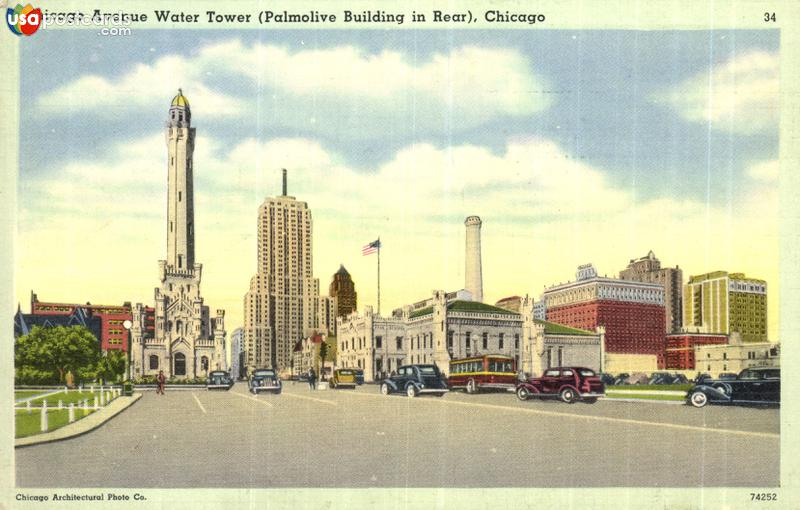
[515,367,605,404]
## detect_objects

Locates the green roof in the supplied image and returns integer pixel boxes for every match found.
[534,319,595,336]
[409,306,433,318]
[447,300,520,315]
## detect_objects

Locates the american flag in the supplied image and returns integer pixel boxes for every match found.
[362,239,381,256]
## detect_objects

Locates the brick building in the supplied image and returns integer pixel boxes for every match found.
[543,264,666,369]
[664,333,728,370]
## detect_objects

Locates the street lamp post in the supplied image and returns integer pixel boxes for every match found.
[123,319,133,382]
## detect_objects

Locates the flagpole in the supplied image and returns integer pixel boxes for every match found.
[377,238,381,316]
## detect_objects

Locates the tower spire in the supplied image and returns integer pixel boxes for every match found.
[282,168,287,196]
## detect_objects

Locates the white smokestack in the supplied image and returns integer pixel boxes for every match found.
[464,216,483,302]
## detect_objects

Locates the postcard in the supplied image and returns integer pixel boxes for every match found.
[1,0,799,508]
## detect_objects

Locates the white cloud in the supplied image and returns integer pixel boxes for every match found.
[747,159,778,182]
[36,40,550,134]
[17,133,779,339]
[656,50,779,134]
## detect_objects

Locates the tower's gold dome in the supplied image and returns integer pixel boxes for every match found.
[171,88,189,107]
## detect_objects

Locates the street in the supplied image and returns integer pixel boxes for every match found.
[15,382,779,487]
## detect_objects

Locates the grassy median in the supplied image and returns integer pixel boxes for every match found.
[15,408,97,438]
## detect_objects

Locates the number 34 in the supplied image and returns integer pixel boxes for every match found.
[764,12,776,22]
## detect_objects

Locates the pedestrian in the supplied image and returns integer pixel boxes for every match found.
[307,368,316,390]
[157,370,166,395]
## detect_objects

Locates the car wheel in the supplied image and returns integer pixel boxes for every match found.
[406,385,418,398]
[516,386,531,401]
[689,391,708,408]
[380,383,390,396]
[560,387,576,404]
[466,379,477,394]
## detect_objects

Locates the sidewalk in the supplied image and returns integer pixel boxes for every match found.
[15,393,142,448]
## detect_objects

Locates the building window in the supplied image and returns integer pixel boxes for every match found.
[465,332,471,348]
[499,333,504,350]
[515,334,520,350]
[482,332,488,350]
[546,347,552,368]
[447,330,454,349]
[149,355,159,370]
[376,336,382,349]
[723,352,727,360]
[396,337,403,350]
[558,347,563,366]
[201,356,209,371]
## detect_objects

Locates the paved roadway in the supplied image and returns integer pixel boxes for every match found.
[16,382,779,487]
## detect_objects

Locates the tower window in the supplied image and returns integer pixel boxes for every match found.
[178,255,183,269]
[179,191,182,202]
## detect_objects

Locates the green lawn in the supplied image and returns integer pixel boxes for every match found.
[23,390,115,407]
[607,384,693,392]
[14,390,49,401]
[15,408,96,438]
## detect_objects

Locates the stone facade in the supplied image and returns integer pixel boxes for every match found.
[336,292,602,382]
[131,91,226,379]
[694,334,779,375]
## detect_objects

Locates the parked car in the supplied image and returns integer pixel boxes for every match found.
[694,373,713,385]
[353,368,365,386]
[380,364,449,397]
[717,372,739,381]
[249,368,282,394]
[330,369,357,389]
[206,370,234,390]
[687,367,780,408]
[598,373,616,386]
[516,367,605,404]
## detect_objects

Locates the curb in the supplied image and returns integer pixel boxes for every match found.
[604,397,686,405]
[15,393,142,448]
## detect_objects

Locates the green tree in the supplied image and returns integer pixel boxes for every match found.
[318,340,329,381]
[15,325,101,383]
[95,350,127,383]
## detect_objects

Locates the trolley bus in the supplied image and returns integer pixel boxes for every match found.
[448,354,517,394]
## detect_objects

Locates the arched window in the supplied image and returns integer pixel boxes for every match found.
[149,355,159,370]
[201,356,209,372]
[174,352,186,376]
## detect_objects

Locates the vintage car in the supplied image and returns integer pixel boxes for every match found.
[686,367,780,408]
[380,364,449,397]
[515,367,605,404]
[249,368,282,394]
[330,369,357,389]
[206,370,234,390]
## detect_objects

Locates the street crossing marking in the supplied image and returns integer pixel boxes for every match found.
[339,390,779,439]
[192,393,207,414]
[282,392,337,406]
[229,390,274,408]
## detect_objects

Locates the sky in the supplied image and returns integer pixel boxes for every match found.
[17,29,780,337]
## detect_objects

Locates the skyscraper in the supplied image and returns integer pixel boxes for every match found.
[682,271,767,343]
[131,90,226,379]
[243,170,319,374]
[619,250,683,333]
[329,265,357,318]
[464,215,483,302]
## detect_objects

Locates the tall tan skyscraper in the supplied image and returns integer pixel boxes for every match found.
[619,250,683,333]
[243,170,319,374]
[131,90,226,379]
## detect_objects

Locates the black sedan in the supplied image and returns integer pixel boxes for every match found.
[249,368,282,394]
[380,364,449,397]
[207,370,234,390]
[687,367,780,408]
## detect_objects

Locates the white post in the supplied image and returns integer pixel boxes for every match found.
[90,385,94,393]
[26,400,31,414]
[68,403,75,423]
[63,386,67,394]
[83,399,89,416]
[58,400,63,409]
[100,391,105,406]
[94,396,99,410]
[40,401,48,432]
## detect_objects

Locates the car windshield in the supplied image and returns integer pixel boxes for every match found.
[579,369,596,377]
[255,370,275,377]
[418,366,438,375]
[339,370,354,375]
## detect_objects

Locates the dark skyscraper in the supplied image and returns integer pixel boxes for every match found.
[329,265,357,318]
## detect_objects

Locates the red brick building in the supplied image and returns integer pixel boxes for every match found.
[30,292,134,352]
[543,264,667,368]
[664,333,728,370]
